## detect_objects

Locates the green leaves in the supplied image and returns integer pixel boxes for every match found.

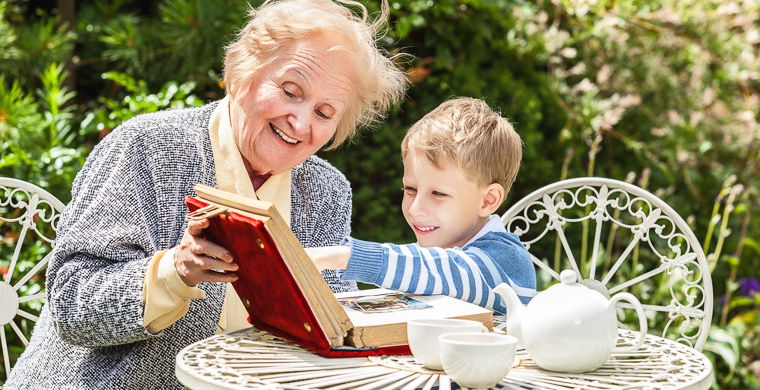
[0,78,40,138]
[1,14,75,90]
[0,62,83,201]
[703,324,742,384]
[38,63,77,148]
[77,71,204,142]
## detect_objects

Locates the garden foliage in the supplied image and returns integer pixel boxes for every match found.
[1,0,758,387]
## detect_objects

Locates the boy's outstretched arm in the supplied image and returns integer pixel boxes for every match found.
[305,245,350,271]
[305,236,537,314]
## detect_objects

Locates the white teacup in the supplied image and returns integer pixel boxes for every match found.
[407,318,488,370]
[439,333,518,388]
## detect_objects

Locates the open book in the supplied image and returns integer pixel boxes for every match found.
[185,184,493,357]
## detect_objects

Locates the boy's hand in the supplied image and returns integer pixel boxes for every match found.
[304,246,351,271]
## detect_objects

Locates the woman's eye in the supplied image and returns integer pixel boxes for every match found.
[281,83,300,98]
[316,110,330,119]
[316,105,336,120]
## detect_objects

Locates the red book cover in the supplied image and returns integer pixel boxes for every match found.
[185,186,411,357]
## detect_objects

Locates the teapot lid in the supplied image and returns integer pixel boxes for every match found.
[560,270,578,285]
[540,269,605,303]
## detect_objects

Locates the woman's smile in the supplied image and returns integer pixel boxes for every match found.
[271,123,298,144]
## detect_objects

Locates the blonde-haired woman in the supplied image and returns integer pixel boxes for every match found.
[5,0,408,388]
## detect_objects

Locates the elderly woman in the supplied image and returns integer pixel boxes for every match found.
[4,0,408,388]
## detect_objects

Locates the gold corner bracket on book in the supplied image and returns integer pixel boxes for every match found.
[193,184,277,218]
[186,204,229,221]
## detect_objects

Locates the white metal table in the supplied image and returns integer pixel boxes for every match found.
[176,326,713,390]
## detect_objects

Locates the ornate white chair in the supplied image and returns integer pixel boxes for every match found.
[501,177,712,350]
[0,178,65,381]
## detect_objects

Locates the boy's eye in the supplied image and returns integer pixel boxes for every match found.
[432,191,449,198]
[402,186,417,195]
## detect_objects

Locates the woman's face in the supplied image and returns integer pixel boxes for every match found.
[229,35,354,184]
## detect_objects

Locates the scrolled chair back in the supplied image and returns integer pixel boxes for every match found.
[500,177,713,351]
[0,177,65,381]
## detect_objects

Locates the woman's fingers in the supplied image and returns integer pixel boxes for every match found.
[175,219,238,286]
[176,256,239,286]
[186,218,210,235]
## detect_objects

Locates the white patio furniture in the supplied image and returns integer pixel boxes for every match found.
[176,326,714,389]
[501,177,713,350]
[0,178,65,381]
[175,177,715,389]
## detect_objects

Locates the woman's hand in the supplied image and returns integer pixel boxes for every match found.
[174,218,239,286]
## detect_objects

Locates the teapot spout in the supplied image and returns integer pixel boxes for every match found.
[493,283,525,344]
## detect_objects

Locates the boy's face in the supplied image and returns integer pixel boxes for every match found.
[401,148,491,248]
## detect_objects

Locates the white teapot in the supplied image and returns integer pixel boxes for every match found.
[494,269,647,373]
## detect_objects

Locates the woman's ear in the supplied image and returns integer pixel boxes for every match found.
[479,183,505,217]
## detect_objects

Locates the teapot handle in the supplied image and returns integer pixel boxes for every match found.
[609,292,648,353]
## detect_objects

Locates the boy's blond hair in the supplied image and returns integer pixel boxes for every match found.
[401,97,522,198]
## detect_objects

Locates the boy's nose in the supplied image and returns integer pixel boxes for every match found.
[407,196,428,217]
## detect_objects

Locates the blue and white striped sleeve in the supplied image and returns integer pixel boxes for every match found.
[341,233,537,314]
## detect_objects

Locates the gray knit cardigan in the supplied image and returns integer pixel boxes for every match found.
[5,101,357,389]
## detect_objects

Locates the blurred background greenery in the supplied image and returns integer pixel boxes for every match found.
[1,0,758,387]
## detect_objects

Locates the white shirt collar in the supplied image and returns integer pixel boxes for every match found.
[463,215,506,247]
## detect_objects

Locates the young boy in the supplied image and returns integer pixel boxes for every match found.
[307,97,536,313]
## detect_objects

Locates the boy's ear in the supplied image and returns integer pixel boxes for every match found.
[480,183,505,217]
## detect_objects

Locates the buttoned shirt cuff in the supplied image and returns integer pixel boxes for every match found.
[142,248,206,333]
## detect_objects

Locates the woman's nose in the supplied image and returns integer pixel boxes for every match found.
[287,106,312,134]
